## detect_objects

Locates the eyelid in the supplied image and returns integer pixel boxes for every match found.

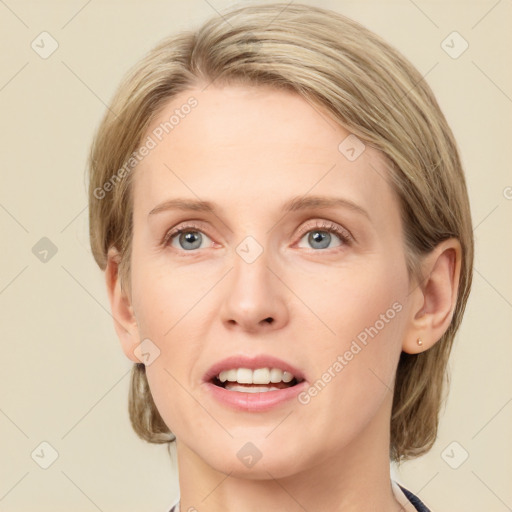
[295,219,354,247]
[161,221,212,247]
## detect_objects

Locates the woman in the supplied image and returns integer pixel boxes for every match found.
[87,3,473,511]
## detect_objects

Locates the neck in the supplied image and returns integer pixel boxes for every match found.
[174,394,401,512]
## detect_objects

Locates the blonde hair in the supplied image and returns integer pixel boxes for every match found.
[87,2,474,463]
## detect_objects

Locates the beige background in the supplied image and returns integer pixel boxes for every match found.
[0,1,511,511]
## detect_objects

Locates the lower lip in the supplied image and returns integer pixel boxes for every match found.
[204,380,308,412]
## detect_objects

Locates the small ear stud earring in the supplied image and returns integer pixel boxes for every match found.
[417,338,423,346]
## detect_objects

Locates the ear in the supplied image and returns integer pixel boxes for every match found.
[105,246,141,363]
[402,238,462,354]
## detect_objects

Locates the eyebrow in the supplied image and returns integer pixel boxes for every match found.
[148,195,370,220]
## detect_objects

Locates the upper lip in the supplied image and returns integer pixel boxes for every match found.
[203,354,306,383]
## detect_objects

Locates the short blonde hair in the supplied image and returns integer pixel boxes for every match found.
[87,2,474,463]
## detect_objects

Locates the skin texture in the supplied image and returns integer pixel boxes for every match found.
[105,84,461,511]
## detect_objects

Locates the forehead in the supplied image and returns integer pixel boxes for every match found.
[132,84,399,226]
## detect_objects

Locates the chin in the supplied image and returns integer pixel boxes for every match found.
[195,436,311,480]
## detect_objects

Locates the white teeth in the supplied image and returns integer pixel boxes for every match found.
[219,369,237,382]
[283,372,294,383]
[217,367,296,384]
[270,368,293,382]
[237,368,253,384]
[224,384,282,393]
[270,368,284,383]
[252,368,270,384]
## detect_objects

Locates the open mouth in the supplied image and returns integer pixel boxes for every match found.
[210,368,304,393]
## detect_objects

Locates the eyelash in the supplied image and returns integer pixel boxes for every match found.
[296,220,353,247]
[162,220,353,252]
[162,222,204,248]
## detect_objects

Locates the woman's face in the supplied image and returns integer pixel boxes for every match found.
[125,84,415,478]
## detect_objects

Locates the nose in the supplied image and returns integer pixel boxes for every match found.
[219,245,289,333]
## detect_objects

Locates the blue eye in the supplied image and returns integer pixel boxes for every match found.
[164,226,213,251]
[296,221,351,250]
[298,230,340,250]
[163,220,352,253]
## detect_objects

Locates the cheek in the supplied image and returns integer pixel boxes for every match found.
[130,253,197,337]
[297,257,407,412]
[130,259,213,433]
[132,268,201,371]
[293,255,407,348]
[144,365,217,453]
